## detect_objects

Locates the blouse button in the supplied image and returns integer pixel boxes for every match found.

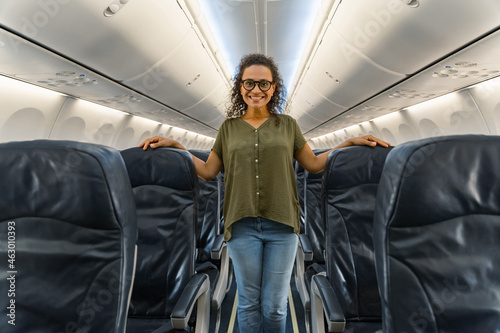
[255,159,258,163]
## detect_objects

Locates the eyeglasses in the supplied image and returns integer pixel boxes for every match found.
[241,79,274,92]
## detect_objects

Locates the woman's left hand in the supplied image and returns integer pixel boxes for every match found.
[348,135,390,148]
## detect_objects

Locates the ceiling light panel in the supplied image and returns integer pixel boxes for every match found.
[265,0,321,90]
[198,0,321,92]
[197,0,257,76]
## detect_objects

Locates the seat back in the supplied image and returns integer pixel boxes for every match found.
[298,148,330,262]
[323,145,392,321]
[305,150,330,262]
[374,135,500,333]
[189,150,223,263]
[0,140,137,333]
[295,160,306,234]
[121,147,198,319]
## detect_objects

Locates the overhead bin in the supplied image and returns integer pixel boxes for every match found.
[332,0,500,75]
[295,19,406,130]
[291,103,323,134]
[0,28,210,132]
[0,0,192,81]
[299,0,500,138]
[123,28,228,114]
[304,25,406,105]
[366,30,500,112]
[294,80,347,119]
[0,0,228,137]
[315,29,500,139]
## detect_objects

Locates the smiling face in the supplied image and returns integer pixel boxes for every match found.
[240,65,275,112]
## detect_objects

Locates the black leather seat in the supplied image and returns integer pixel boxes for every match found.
[0,140,137,332]
[295,149,330,332]
[295,160,307,234]
[310,145,392,332]
[189,150,224,264]
[189,150,231,333]
[121,147,210,333]
[373,135,500,333]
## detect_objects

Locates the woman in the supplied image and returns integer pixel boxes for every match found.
[140,53,390,332]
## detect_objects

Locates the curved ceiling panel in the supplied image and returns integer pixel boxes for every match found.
[299,26,406,110]
[292,104,323,134]
[333,0,500,74]
[123,28,229,113]
[183,83,227,127]
[0,28,218,137]
[0,0,192,81]
[347,29,500,127]
[292,81,346,123]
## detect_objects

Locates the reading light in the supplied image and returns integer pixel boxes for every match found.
[401,0,419,8]
[104,0,131,17]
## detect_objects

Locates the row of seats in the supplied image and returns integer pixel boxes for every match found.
[295,145,391,333]
[295,135,500,333]
[0,141,228,333]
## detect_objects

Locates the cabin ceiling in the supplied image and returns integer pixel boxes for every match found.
[1,0,500,140]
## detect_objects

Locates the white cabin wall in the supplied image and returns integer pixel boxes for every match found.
[309,121,380,149]
[156,124,214,151]
[50,97,131,147]
[307,77,500,149]
[468,76,500,135]
[0,75,65,142]
[111,115,160,151]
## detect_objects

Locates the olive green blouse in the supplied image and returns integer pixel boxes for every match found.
[212,114,307,241]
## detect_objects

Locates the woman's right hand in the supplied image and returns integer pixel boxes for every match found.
[139,136,185,150]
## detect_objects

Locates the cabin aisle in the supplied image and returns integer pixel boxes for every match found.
[211,274,307,333]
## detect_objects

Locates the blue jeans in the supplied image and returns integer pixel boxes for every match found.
[227,217,298,333]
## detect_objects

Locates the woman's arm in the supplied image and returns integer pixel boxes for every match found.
[139,136,223,181]
[294,135,390,174]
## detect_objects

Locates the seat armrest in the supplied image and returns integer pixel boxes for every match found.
[211,234,225,260]
[294,233,313,310]
[171,273,211,333]
[310,274,346,333]
[211,242,231,309]
[299,233,314,261]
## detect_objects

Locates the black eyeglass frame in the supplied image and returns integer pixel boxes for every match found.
[241,79,274,92]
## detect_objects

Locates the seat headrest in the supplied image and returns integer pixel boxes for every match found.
[379,134,500,228]
[121,147,197,190]
[0,139,135,230]
[324,145,393,189]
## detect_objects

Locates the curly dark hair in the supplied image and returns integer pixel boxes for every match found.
[226,53,287,124]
